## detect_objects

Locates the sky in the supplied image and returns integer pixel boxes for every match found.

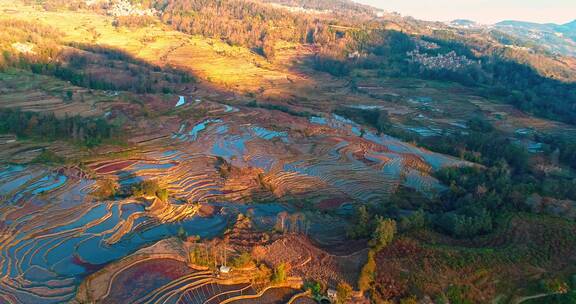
[354,0,576,24]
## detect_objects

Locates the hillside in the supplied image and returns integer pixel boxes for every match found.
[1,1,576,304]
[493,19,576,57]
[261,0,381,16]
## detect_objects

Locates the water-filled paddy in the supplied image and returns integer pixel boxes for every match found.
[175,96,186,107]
[0,164,292,303]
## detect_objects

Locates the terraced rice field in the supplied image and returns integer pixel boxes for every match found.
[88,104,466,204]
[0,71,109,118]
[0,100,471,303]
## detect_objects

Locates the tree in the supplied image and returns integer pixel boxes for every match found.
[156,188,169,202]
[336,282,353,303]
[399,209,427,232]
[132,180,160,197]
[262,38,275,60]
[231,252,254,268]
[348,205,372,239]
[275,211,289,233]
[65,90,73,101]
[304,281,323,299]
[186,235,200,264]
[369,217,396,251]
[177,225,188,241]
[271,263,287,284]
[92,178,118,200]
[251,245,266,263]
[358,251,376,293]
[400,296,418,304]
[289,213,305,233]
[541,278,569,294]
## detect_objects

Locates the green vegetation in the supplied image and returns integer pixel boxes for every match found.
[435,207,493,238]
[304,280,323,299]
[358,218,397,296]
[347,205,372,239]
[444,285,473,304]
[538,133,576,171]
[369,217,396,251]
[398,209,427,232]
[358,250,376,293]
[177,226,188,241]
[231,252,254,268]
[31,0,576,125]
[215,156,232,178]
[156,188,169,202]
[327,31,576,125]
[336,108,575,239]
[271,263,287,284]
[31,149,65,164]
[333,106,391,134]
[540,278,569,294]
[130,180,170,201]
[0,19,193,94]
[189,246,213,267]
[336,282,353,303]
[0,108,121,147]
[2,2,576,303]
[91,178,118,200]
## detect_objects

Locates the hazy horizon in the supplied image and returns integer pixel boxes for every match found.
[354,0,575,25]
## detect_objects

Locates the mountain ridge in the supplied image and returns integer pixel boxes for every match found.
[496,19,576,27]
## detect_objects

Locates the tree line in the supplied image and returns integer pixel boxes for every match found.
[0,19,193,94]
[29,0,576,125]
[0,108,121,147]
[337,106,576,239]
[317,31,576,125]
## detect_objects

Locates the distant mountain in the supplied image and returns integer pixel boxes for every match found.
[260,0,382,16]
[493,19,576,57]
[564,20,576,29]
[496,20,554,29]
[449,19,477,28]
[495,19,576,33]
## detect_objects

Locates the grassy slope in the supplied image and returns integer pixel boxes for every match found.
[0,0,296,94]
[4,0,575,141]
[375,213,576,303]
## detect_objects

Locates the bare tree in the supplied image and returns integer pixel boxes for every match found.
[276,211,289,233]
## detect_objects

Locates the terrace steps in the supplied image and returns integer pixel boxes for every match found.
[134,272,214,304]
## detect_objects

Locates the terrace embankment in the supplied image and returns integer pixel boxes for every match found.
[77,237,305,304]
[258,235,367,288]
[85,103,467,207]
[0,97,474,302]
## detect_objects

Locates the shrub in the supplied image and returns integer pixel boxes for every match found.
[177,225,188,241]
[231,252,254,268]
[347,205,373,239]
[399,209,427,232]
[336,282,353,303]
[304,280,323,297]
[399,296,418,304]
[435,208,493,238]
[0,108,120,147]
[541,278,569,294]
[358,251,376,292]
[445,285,473,304]
[271,263,287,284]
[369,217,397,251]
[92,178,118,200]
[131,180,160,197]
[156,188,169,202]
[31,149,65,164]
